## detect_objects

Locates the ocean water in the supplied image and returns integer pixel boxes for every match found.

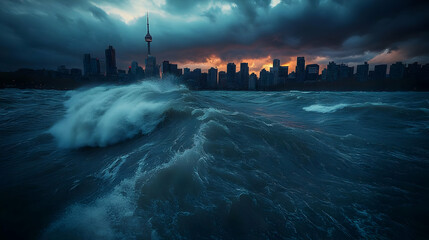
[1,80,428,239]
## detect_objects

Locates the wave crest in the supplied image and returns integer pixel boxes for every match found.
[50,81,185,148]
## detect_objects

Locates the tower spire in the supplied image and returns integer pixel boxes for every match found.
[145,11,152,56]
[147,12,149,34]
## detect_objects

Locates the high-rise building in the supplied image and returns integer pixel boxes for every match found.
[305,64,319,81]
[208,67,218,89]
[105,45,117,76]
[296,57,305,81]
[338,64,353,80]
[273,59,280,69]
[278,66,288,86]
[131,61,139,75]
[90,58,100,75]
[227,63,236,89]
[240,63,249,90]
[405,62,422,81]
[321,68,327,81]
[374,64,387,82]
[129,61,144,80]
[219,71,227,90]
[271,59,281,86]
[161,60,181,78]
[83,53,101,76]
[389,62,405,80]
[249,73,257,90]
[162,60,170,77]
[356,62,369,81]
[83,54,91,76]
[327,62,339,81]
[259,69,272,90]
[99,59,106,76]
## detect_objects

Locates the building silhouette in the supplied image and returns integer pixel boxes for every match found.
[305,64,319,81]
[327,62,339,81]
[227,63,236,89]
[390,62,405,80]
[162,61,181,78]
[296,57,305,81]
[83,54,91,76]
[129,61,144,80]
[339,64,353,80]
[144,13,160,78]
[105,46,117,76]
[208,67,218,89]
[374,64,387,82]
[356,62,369,81]
[249,73,257,90]
[219,71,227,89]
[240,63,249,90]
[83,53,101,76]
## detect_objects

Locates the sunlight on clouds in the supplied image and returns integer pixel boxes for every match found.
[91,0,166,24]
[369,49,405,65]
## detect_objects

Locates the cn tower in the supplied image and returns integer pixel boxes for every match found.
[145,12,152,56]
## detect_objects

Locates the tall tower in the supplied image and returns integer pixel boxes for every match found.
[105,45,117,76]
[144,12,159,78]
[145,12,152,56]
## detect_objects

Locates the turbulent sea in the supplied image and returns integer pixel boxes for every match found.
[1,80,429,240]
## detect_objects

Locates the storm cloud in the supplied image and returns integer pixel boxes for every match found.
[0,0,428,72]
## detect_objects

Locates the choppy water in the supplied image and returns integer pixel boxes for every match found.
[1,80,428,239]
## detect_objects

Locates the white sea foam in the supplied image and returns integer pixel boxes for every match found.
[49,81,183,148]
[303,102,390,113]
[98,154,129,181]
[303,103,350,113]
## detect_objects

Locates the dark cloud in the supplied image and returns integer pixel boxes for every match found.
[0,0,428,72]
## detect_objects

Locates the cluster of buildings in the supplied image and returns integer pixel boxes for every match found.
[174,58,429,90]
[26,13,428,91]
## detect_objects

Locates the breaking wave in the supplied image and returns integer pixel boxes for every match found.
[49,80,187,148]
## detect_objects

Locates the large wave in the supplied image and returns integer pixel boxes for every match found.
[49,80,186,148]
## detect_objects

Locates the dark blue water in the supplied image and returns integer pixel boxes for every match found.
[1,81,428,239]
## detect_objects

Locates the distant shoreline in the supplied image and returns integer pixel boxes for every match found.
[1,70,428,92]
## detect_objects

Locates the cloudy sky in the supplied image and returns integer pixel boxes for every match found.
[1,0,428,73]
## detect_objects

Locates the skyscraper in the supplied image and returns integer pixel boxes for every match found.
[227,63,236,89]
[144,13,159,78]
[273,59,280,69]
[208,67,218,89]
[219,71,227,90]
[162,60,170,77]
[249,73,257,90]
[83,53,101,76]
[83,54,91,76]
[305,64,319,81]
[389,62,405,80]
[278,66,288,86]
[356,62,369,81]
[374,64,387,82]
[338,64,353,80]
[327,62,339,81]
[240,63,249,90]
[105,46,117,76]
[272,59,280,86]
[296,57,305,81]
[90,58,100,75]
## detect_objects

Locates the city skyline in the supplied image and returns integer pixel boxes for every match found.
[1,0,428,73]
